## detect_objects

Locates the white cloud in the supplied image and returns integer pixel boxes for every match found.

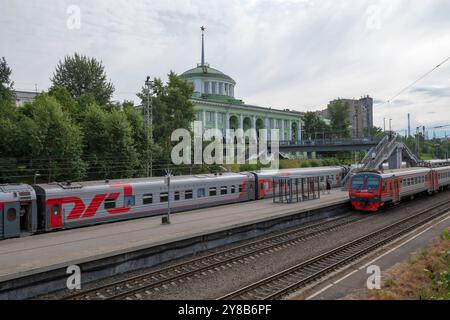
[1,0,450,133]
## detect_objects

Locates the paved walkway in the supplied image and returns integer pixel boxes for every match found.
[0,190,347,282]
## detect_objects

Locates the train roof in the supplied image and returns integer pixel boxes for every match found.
[254,166,344,178]
[35,172,250,191]
[355,167,432,177]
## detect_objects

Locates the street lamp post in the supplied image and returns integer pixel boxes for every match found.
[144,76,153,177]
[389,119,392,133]
[162,169,172,225]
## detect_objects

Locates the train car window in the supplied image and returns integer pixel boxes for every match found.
[125,195,135,207]
[160,192,168,203]
[185,190,193,199]
[351,176,364,189]
[197,188,205,198]
[414,177,418,184]
[104,198,116,209]
[7,208,17,221]
[260,183,264,190]
[231,186,236,194]
[174,191,180,201]
[143,194,153,204]
[265,182,270,189]
[52,204,60,216]
[382,180,387,190]
[366,177,380,190]
[239,185,243,193]
[209,187,217,196]
[221,186,228,195]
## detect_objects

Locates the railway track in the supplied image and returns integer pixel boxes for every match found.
[62,212,366,300]
[218,200,450,300]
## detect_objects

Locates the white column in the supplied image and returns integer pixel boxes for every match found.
[239,114,243,129]
[281,119,285,141]
[252,116,256,129]
[208,82,212,94]
[225,112,230,143]
[215,111,218,129]
[265,117,270,140]
[288,120,292,142]
[202,110,206,128]
[298,120,302,143]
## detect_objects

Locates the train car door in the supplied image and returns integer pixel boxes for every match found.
[247,180,255,200]
[433,171,439,192]
[3,202,20,238]
[49,203,63,229]
[392,179,401,203]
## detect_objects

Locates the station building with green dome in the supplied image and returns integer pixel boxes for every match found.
[179,27,304,144]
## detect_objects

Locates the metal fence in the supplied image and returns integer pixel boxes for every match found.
[272,176,321,204]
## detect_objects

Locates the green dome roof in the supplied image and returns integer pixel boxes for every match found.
[180,65,236,84]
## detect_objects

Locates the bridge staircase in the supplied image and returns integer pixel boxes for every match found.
[341,134,420,190]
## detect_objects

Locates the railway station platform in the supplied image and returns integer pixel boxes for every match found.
[0,189,349,299]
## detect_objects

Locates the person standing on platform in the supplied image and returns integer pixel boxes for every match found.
[326,178,331,194]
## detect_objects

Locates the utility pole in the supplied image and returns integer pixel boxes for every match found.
[144,76,153,177]
[416,126,421,156]
[383,118,386,132]
[446,131,449,160]
[162,169,172,225]
[407,113,411,137]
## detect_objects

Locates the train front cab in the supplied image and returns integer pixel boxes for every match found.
[349,173,384,212]
[0,184,37,239]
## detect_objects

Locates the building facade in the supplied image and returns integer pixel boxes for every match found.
[13,90,38,107]
[322,96,373,138]
[179,28,304,143]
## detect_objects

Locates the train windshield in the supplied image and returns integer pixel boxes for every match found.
[366,176,380,190]
[352,175,380,190]
[351,176,364,189]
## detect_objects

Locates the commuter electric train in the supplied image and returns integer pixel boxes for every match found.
[349,166,450,212]
[0,166,348,239]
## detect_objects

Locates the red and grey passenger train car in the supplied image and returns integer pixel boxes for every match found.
[0,166,348,239]
[0,184,37,239]
[33,172,255,231]
[349,166,450,212]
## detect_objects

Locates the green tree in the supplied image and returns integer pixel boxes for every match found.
[0,57,14,102]
[48,85,78,114]
[80,104,139,179]
[302,112,330,140]
[138,72,196,165]
[364,126,385,139]
[328,100,351,138]
[20,94,87,182]
[51,53,114,106]
[123,104,161,176]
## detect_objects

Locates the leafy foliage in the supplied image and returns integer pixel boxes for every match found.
[51,53,114,106]
[0,57,14,102]
[302,111,330,140]
[0,59,196,183]
[328,100,351,138]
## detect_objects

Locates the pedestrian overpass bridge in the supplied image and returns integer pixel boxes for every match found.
[275,138,381,153]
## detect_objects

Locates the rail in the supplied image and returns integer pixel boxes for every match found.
[218,199,450,300]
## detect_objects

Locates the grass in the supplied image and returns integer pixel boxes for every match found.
[368,228,450,300]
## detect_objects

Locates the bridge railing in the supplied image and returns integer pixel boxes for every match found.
[276,137,382,147]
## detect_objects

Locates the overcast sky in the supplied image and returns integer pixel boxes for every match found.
[1,0,450,135]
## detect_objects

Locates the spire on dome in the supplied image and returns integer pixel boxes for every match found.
[201,26,206,66]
